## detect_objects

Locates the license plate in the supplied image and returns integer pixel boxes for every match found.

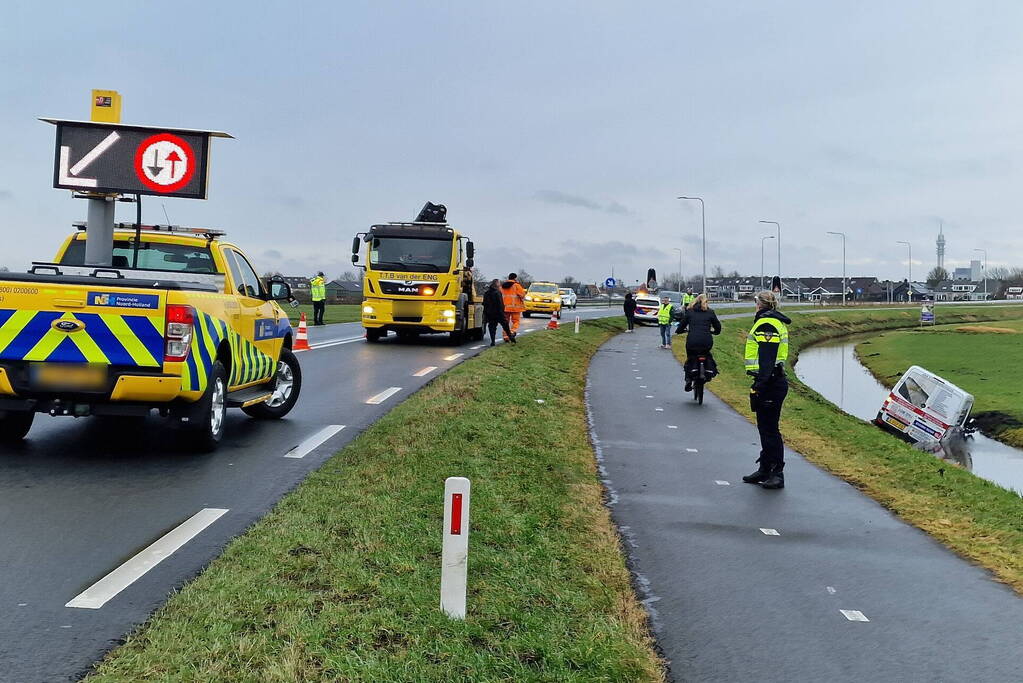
[885,416,907,430]
[31,363,107,390]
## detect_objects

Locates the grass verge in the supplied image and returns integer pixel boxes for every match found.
[91,317,663,682]
[291,303,361,326]
[674,305,1023,594]
[855,320,1023,447]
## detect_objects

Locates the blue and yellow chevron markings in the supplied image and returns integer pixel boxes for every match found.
[0,309,163,366]
[179,312,276,392]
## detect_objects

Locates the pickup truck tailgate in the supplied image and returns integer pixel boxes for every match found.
[0,284,166,367]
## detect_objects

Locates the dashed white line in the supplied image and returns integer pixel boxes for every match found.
[655,407,664,412]
[645,395,653,399]
[639,385,647,388]
[840,609,870,622]
[66,508,229,609]
[635,376,643,380]
[686,448,698,453]
[413,366,437,377]
[760,528,780,536]
[444,353,464,361]
[826,586,837,594]
[366,387,402,404]
[715,480,730,486]
[284,425,346,459]
[470,344,485,349]
[304,336,364,351]
[667,425,678,429]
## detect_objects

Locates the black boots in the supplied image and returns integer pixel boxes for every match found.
[742,460,771,484]
[684,380,693,392]
[742,460,784,488]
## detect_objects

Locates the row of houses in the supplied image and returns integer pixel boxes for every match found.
[672,277,1010,302]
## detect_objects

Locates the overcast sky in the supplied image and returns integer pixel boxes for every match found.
[2,1,1021,284]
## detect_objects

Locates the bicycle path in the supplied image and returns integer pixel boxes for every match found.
[587,326,1023,682]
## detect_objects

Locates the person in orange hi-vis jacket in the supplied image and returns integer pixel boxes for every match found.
[501,273,527,340]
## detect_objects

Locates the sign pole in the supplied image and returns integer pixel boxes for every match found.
[84,194,116,266]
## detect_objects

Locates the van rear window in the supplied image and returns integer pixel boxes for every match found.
[61,240,217,274]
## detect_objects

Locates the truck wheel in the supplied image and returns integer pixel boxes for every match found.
[366,328,383,342]
[186,361,227,452]
[0,411,34,444]
[523,312,531,318]
[243,349,302,419]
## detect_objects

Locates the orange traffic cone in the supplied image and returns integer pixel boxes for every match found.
[547,312,559,330]
[294,313,311,351]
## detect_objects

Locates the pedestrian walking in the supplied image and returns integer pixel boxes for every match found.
[657,295,673,348]
[310,271,327,326]
[676,294,721,391]
[623,292,637,332]
[483,279,514,346]
[742,290,792,489]
[501,273,526,340]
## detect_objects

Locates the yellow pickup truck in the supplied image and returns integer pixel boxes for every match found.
[0,224,301,450]
[522,281,563,317]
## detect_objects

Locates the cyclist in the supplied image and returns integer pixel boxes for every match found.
[676,293,721,391]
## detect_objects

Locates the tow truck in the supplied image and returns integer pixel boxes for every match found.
[352,203,484,343]
[0,224,302,450]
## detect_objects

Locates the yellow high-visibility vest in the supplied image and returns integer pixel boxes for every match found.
[744,316,789,373]
[310,276,326,301]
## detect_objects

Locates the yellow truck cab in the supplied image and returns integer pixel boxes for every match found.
[523,281,563,317]
[353,212,484,343]
[0,224,301,450]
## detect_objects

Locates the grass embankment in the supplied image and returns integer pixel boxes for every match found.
[91,318,663,682]
[291,303,361,326]
[674,305,1023,593]
[856,320,1023,447]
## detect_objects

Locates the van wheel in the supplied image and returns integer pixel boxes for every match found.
[185,361,227,452]
[0,411,34,443]
[244,349,302,419]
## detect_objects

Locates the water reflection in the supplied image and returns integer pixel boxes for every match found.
[795,337,1023,495]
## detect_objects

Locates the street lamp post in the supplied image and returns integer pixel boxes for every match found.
[974,248,987,300]
[678,196,706,295]
[826,231,847,305]
[896,240,912,302]
[671,247,682,291]
[760,235,775,290]
[759,220,781,296]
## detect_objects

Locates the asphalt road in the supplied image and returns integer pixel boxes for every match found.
[0,308,619,682]
[588,325,1023,682]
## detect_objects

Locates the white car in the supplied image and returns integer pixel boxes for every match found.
[634,291,680,324]
[559,288,578,309]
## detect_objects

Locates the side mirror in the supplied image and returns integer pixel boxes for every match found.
[268,278,293,302]
[351,236,361,256]
[466,241,475,259]
[465,258,474,268]
[351,253,359,265]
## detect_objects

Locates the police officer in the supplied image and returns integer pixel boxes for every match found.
[310,271,326,326]
[741,290,792,489]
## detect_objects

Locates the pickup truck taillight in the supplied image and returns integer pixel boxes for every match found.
[165,305,195,362]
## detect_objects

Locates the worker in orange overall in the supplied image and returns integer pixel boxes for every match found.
[500,272,527,341]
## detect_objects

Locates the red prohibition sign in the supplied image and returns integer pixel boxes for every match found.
[134,133,196,193]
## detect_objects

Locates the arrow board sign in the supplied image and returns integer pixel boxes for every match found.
[42,119,232,199]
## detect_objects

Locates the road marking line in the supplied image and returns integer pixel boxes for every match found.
[840,609,869,622]
[686,448,698,453]
[760,528,780,536]
[470,344,485,349]
[413,366,437,377]
[645,395,654,398]
[444,353,464,361]
[66,508,228,609]
[827,586,837,594]
[635,376,643,379]
[284,425,346,459]
[302,336,364,352]
[366,387,402,404]
[639,385,647,388]
[715,480,730,486]
[667,425,678,429]
[655,407,664,411]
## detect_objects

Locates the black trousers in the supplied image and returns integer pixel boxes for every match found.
[487,318,512,343]
[625,312,635,330]
[312,300,325,325]
[754,376,788,470]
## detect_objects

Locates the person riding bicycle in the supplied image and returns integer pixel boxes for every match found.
[676,293,721,391]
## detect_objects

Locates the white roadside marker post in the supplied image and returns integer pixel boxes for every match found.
[441,477,471,619]
[575,316,580,334]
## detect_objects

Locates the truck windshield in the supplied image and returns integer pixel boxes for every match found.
[369,237,452,273]
[61,240,217,273]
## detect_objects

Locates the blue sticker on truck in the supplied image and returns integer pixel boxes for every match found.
[88,291,160,310]
[254,318,278,341]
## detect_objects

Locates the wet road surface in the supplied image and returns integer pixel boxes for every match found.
[0,309,616,682]
[588,326,1023,682]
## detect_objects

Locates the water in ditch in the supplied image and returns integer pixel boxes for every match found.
[795,337,1023,496]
